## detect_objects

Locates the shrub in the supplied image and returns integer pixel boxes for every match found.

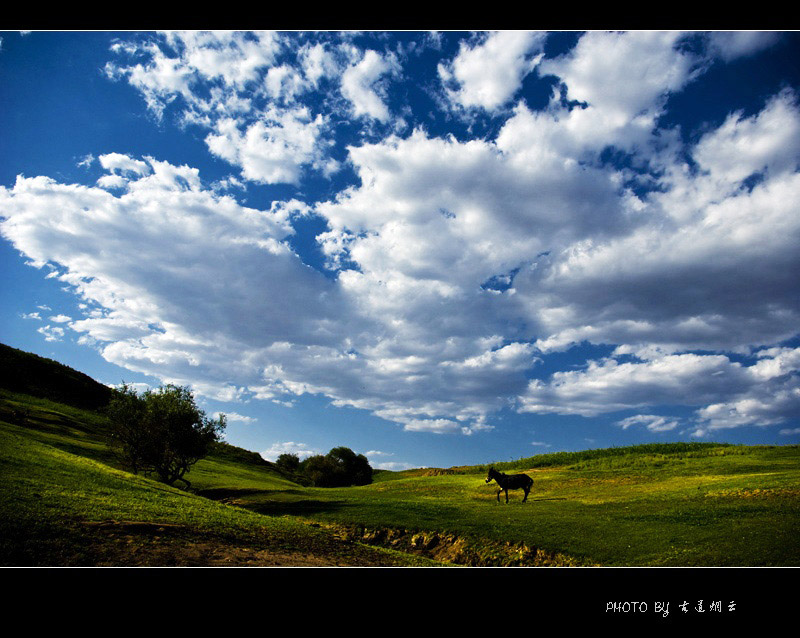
[299,447,372,487]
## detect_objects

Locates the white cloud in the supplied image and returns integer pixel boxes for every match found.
[0,159,347,402]
[520,348,800,430]
[341,49,399,122]
[205,108,328,185]
[217,411,257,424]
[364,449,392,457]
[503,90,800,356]
[439,31,545,111]
[98,153,151,177]
[77,154,95,169]
[38,325,65,342]
[692,88,800,185]
[97,174,129,191]
[707,31,780,62]
[617,414,681,433]
[299,42,339,87]
[402,418,461,434]
[372,460,417,471]
[106,31,281,119]
[261,441,319,461]
[105,32,333,184]
[169,30,280,88]
[538,31,700,153]
[519,352,753,417]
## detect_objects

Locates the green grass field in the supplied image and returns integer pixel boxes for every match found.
[2,388,799,567]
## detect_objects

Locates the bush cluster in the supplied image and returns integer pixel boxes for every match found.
[276,447,372,487]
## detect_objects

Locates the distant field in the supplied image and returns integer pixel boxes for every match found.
[2,388,799,567]
[222,444,800,566]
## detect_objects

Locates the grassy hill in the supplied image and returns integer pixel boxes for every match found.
[0,389,440,566]
[1,342,799,567]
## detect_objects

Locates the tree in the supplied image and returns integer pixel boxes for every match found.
[326,447,373,486]
[299,447,372,487]
[300,454,337,487]
[275,452,300,474]
[106,383,226,489]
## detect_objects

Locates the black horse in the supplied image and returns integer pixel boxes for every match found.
[485,467,533,503]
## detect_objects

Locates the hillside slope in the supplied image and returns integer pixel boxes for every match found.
[0,343,112,409]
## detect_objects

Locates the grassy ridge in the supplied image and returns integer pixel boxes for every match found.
[461,441,742,472]
[0,343,111,409]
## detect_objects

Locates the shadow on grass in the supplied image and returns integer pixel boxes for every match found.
[246,499,350,516]
[197,487,349,516]
[196,487,273,500]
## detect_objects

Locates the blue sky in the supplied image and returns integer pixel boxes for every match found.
[2,30,800,470]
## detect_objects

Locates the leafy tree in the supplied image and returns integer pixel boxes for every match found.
[275,452,300,474]
[327,446,373,486]
[106,383,226,489]
[299,447,372,487]
[301,454,337,487]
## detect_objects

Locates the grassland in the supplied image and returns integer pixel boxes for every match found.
[1,367,799,567]
[220,444,800,566]
[0,391,441,566]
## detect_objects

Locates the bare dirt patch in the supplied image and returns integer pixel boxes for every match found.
[78,520,419,566]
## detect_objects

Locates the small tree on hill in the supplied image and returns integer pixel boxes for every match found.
[106,383,226,489]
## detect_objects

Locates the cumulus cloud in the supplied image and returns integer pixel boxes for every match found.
[0,157,348,401]
[261,441,319,461]
[98,153,152,177]
[439,31,546,111]
[520,348,800,430]
[535,31,701,154]
[617,414,682,433]
[204,108,328,185]
[105,31,332,184]
[38,325,65,342]
[103,32,409,184]
[341,49,399,122]
[219,411,257,424]
[707,31,780,61]
[3,31,799,440]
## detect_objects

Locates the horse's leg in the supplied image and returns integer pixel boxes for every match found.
[505,489,509,504]
[496,488,501,503]
[523,486,529,502]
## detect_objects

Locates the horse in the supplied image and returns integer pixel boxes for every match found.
[485,467,533,503]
